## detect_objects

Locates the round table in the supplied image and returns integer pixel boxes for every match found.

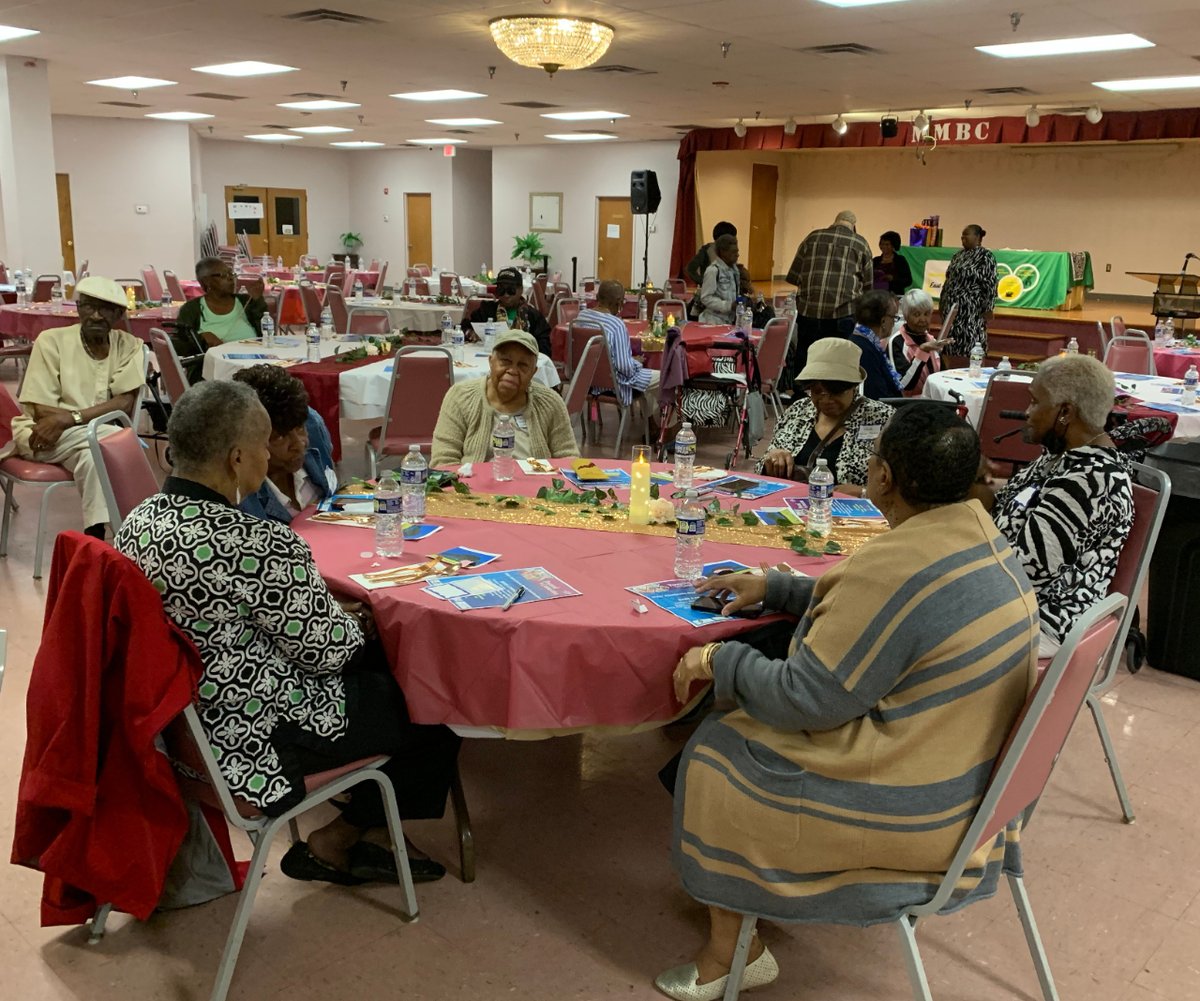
[293,461,870,735]
[1153,345,1200,380]
[0,302,179,342]
[359,298,466,332]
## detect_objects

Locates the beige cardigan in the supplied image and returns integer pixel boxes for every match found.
[431,377,579,467]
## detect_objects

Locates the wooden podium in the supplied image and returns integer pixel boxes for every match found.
[1127,271,1200,331]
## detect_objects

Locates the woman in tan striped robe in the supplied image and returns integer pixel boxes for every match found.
[657,404,1039,1000]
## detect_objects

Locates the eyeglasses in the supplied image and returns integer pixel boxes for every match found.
[76,297,125,318]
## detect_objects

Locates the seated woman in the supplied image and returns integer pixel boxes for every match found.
[431,330,578,467]
[173,257,269,382]
[756,337,894,497]
[847,289,903,399]
[658,405,1038,1000]
[459,266,551,355]
[979,354,1134,658]
[115,380,461,884]
[889,289,950,396]
[231,364,336,523]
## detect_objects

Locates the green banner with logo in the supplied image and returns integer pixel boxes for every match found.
[898,247,1094,311]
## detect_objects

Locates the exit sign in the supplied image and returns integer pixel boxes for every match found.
[443,144,456,157]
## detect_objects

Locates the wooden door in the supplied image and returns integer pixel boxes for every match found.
[405,193,432,268]
[596,196,633,284]
[266,188,308,266]
[225,185,269,258]
[748,163,778,282]
[55,173,76,274]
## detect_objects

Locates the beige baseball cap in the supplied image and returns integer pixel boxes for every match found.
[794,337,866,384]
[74,275,129,308]
[492,329,540,356]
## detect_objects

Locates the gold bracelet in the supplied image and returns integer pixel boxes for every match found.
[701,642,723,678]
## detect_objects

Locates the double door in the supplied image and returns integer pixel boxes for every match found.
[225,186,308,265]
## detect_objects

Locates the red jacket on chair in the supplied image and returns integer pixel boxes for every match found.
[11,532,202,925]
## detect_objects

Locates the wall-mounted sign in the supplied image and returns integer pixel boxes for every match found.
[228,201,264,219]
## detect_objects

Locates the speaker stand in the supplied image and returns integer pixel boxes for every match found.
[641,212,650,290]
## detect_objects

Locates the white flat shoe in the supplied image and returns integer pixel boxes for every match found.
[654,946,779,1001]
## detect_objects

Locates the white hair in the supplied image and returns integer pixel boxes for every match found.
[1036,354,1115,429]
[834,210,857,227]
[899,288,933,318]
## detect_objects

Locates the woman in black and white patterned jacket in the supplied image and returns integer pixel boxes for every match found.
[981,354,1134,658]
[116,380,460,886]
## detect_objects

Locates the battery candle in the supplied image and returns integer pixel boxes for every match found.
[629,446,651,525]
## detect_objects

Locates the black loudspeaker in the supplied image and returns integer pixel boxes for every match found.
[631,169,661,214]
[880,116,898,139]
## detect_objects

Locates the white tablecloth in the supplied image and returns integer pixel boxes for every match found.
[924,368,1200,439]
[349,298,466,332]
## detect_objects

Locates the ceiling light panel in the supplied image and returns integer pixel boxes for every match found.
[407,137,468,145]
[289,125,354,134]
[192,61,298,76]
[331,141,384,148]
[145,111,214,120]
[1094,75,1200,91]
[812,0,912,6]
[88,76,176,89]
[276,99,360,110]
[244,133,302,141]
[977,34,1154,58]
[392,89,486,102]
[540,110,628,121]
[0,25,39,42]
[544,133,617,141]
[424,118,500,126]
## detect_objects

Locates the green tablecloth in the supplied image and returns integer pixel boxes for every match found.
[898,247,1094,311]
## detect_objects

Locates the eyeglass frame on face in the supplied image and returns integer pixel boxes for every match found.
[76,295,125,319]
[798,380,856,398]
[881,309,900,327]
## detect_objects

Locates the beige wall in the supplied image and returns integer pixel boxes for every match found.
[697,142,1200,297]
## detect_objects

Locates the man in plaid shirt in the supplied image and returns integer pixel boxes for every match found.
[785,209,873,381]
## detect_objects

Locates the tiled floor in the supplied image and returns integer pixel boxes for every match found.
[2,365,1200,1001]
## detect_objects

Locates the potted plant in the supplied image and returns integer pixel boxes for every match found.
[336,231,363,269]
[512,232,546,270]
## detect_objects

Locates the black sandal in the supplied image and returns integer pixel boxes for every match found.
[347,841,446,884]
[280,841,366,886]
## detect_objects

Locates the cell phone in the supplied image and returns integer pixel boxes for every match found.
[689,594,764,618]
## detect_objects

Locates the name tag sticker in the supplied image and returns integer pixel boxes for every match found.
[857,425,882,440]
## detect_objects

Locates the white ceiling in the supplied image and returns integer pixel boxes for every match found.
[3,0,1200,149]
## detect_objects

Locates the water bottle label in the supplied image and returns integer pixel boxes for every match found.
[675,441,696,459]
[375,496,402,515]
[809,483,833,502]
[676,515,706,537]
[492,433,514,451]
[452,332,465,344]
[400,468,428,486]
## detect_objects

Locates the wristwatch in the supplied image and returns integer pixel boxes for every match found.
[70,410,83,426]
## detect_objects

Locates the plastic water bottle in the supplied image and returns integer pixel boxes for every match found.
[260,313,275,348]
[1067,337,1079,355]
[159,289,171,308]
[674,421,697,489]
[374,470,404,557]
[492,414,516,480]
[51,282,63,304]
[481,261,488,279]
[674,489,706,581]
[305,323,320,362]
[484,319,497,352]
[1183,365,1199,407]
[451,324,466,364]
[276,255,283,269]
[1154,318,1167,345]
[807,458,834,538]
[638,294,648,322]
[353,278,364,300]
[1164,316,1176,344]
[968,343,984,377]
[320,304,334,339]
[440,310,454,346]
[400,445,428,523]
[997,356,1012,372]
[406,277,416,297]
[14,270,25,304]
[450,276,460,298]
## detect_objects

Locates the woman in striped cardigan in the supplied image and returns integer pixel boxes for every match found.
[656,405,1039,1001]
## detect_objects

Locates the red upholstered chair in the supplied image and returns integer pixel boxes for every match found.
[140,267,164,301]
[755,317,794,420]
[667,278,687,298]
[341,270,357,299]
[32,275,59,302]
[439,272,460,296]
[570,320,649,456]
[0,383,74,579]
[562,335,604,448]
[412,278,431,296]
[619,297,639,319]
[366,346,455,478]
[1104,333,1156,376]
[406,267,421,279]
[367,258,380,272]
[413,263,432,277]
[325,286,350,335]
[86,410,157,533]
[163,270,186,302]
[322,264,344,286]
[299,281,323,325]
[553,296,581,327]
[977,371,1041,476]
[375,260,389,296]
[654,298,689,326]
[346,306,392,337]
[149,328,190,403]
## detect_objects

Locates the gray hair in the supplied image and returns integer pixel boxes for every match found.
[168,380,265,471]
[1036,354,1115,429]
[834,209,857,227]
[899,288,933,318]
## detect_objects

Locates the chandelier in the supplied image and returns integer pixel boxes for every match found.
[489,15,615,76]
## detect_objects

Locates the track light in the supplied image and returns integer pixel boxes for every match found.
[1025,104,1040,127]
[733,117,747,137]
[1085,105,1103,124]
[784,116,796,135]
[832,115,848,135]
[913,110,929,135]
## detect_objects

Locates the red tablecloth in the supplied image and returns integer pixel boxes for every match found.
[1154,346,1200,380]
[0,303,175,342]
[179,280,204,300]
[293,461,858,733]
[289,353,385,461]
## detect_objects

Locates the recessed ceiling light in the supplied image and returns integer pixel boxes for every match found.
[391,89,486,102]
[192,61,299,76]
[331,141,384,148]
[977,34,1154,58]
[406,137,468,145]
[424,117,501,126]
[88,76,176,89]
[276,99,360,110]
[0,25,39,42]
[244,133,302,142]
[544,133,618,142]
[1094,74,1200,92]
[812,0,911,6]
[145,111,214,121]
[540,110,629,121]
[289,125,354,134]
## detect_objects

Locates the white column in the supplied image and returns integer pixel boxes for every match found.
[0,55,62,273]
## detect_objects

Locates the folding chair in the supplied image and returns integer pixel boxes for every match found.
[87,410,158,533]
[140,267,164,301]
[755,317,793,420]
[553,296,581,328]
[375,260,389,297]
[1103,333,1156,376]
[299,281,323,325]
[115,279,147,300]
[667,278,687,298]
[1095,321,1110,359]
[412,264,431,277]
[346,306,393,337]
[325,286,350,335]
[31,274,59,302]
[439,272,460,296]
[717,594,1126,1001]
[977,371,1041,476]
[655,298,689,326]
[163,270,186,301]
[562,335,605,448]
[365,346,455,478]
[571,322,649,456]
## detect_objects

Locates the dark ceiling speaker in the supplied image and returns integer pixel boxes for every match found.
[880,116,899,139]
[631,169,661,214]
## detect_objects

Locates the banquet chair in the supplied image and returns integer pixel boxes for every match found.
[341,270,360,299]
[375,260,389,297]
[439,272,460,296]
[553,295,581,327]
[0,263,7,284]
[365,346,454,478]
[346,306,392,337]
[325,287,351,335]
[163,269,185,302]
[977,371,1040,476]
[1104,334,1156,376]
[87,410,157,533]
[413,264,432,277]
[619,297,639,319]
[1110,315,1127,340]
[322,264,345,286]
[1095,321,1110,358]
[655,298,689,326]
[140,267,164,302]
[0,382,73,579]
[367,258,380,272]
[580,277,598,295]
[755,317,794,420]
[406,266,422,279]
[566,319,604,385]
[32,275,59,302]
[297,281,323,325]
[149,327,191,404]
[667,278,687,298]
[0,340,32,383]
[411,278,431,297]
[464,295,495,322]
[571,321,650,456]
[715,594,1126,1001]
[300,255,319,270]
[562,335,604,448]
[114,280,147,302]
